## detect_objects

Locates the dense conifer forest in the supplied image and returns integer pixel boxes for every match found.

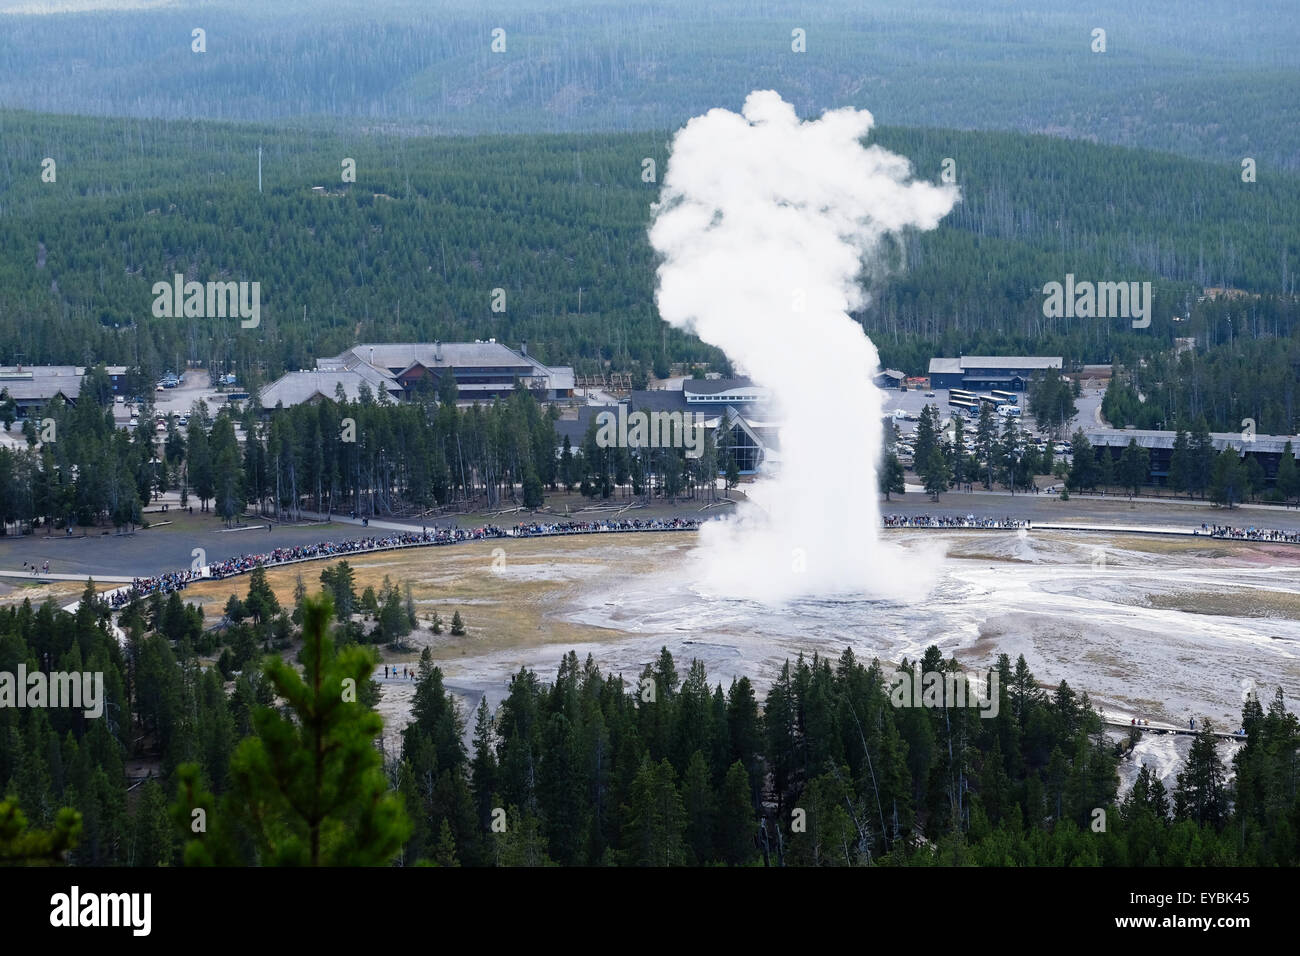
[2,109,1297,431]
[4,584,1296,866]
[3,0,1297,168]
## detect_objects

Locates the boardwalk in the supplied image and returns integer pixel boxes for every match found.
[1103,717,1246,742]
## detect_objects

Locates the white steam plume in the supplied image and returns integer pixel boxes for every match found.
[649,91,959,603]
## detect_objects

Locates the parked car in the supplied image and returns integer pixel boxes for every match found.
[128,417,139,427]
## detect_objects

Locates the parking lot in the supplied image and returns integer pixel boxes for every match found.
[885,382,1094,469]
[110,368,246,433]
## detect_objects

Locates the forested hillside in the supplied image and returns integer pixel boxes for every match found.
[3,109,1298,432]
[2,0,1297,169]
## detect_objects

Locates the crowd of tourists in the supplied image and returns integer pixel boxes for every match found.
[102,516,700,607]
[93,510,1300,609]
[1200,523,1300,543]
[882,514,1031,529]
[511,517,701,536]
[108,569,204,608]
[202,526,508,580]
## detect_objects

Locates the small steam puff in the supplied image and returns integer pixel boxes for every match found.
[649,90,960,603]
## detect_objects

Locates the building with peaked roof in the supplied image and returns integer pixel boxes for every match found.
[259,341,575,410]
[0,364,132,418]
[928,355,1063,391]
[258,368,404,408]
[873,368,907,390]
[554,378,775,475]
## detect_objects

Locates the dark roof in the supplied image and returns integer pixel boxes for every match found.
[960,356,1062,370]
[1084,428,1297,455]
[681,377,756,397]
[627,390,691,413]
[555,406,603,447]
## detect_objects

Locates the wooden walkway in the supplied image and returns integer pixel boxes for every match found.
[1103,717,1246,742]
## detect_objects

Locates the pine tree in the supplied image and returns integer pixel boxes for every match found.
[1097,444,1115,490]
[433,817,460,866]
[1210,449,1247,507]
[948,413,966,484]
[319,561,357,619]
[715,761,756,865]
[1277,441,1299,503]
[173,593,411,865]
[912,404,939,469]
[975,403,998,489]
[680,750,715,865]
[1190,418,1214,497]
[244,563,280,626]
[622,756,687,866]
[522,466,544,508]
[1173,724,1228,830]
[129,778,174,866]
[492,804,555,867]
[879,451,905,500]
[1118,438,1150,494]
[0,799,81,864]
[470,696,499,835]
[1168,427,1191,495]
[921,447,950,500]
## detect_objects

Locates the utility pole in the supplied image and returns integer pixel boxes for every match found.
[257,145,263,193]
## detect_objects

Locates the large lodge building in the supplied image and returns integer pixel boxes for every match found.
[1085,428,1296,488]
[258,341,575,408]
[927,355,1063,392]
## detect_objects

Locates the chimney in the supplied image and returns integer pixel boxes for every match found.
[521,342,528,357]
[434,340,442,362]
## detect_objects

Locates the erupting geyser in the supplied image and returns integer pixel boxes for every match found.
[648,91,960,602]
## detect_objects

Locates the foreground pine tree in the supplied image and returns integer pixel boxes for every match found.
[172,593,410,865]
[0,799,81,864]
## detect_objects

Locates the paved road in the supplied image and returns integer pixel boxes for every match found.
[0,518,373,581]
[0,569,133,583]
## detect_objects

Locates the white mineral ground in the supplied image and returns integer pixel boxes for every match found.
[364,530,1298,794]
